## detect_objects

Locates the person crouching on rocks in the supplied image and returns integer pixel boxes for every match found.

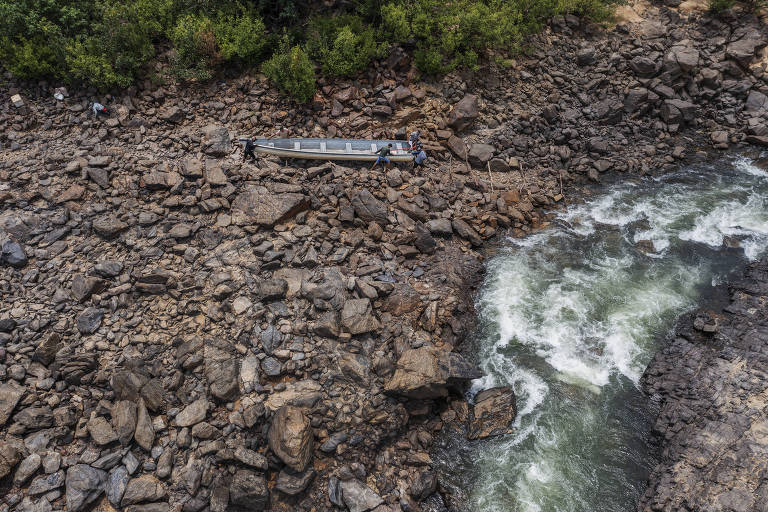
[372,143,393,170]
[91,102,107,118]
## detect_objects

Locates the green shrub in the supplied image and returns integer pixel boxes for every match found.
[305,15,382,77]
[66,38,134,88]
[380,3,410,42]
[707,0,736,12]
[214,12,268,62]
[169,14,218,81]
[262,36,316,102]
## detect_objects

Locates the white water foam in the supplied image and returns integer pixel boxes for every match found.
[461,157,768,512]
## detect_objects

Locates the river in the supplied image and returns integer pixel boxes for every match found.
[432,156,768,512]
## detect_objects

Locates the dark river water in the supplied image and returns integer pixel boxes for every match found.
[432,156,768,512]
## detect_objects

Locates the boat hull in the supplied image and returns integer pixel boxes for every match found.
[240,138,415,162]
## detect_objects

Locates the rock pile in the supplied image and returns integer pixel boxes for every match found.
[0,2,767,511]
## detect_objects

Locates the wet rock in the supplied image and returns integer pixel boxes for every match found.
[340,479,384,512]
[276,468,315,495]
[448,94,479,131]
[229,470,268,510]
[466,387,517,440]
[122,475,166,506]
[231,185,309,227]
[65,464,107,512]
[385,346,483,399]
[201,125,230,156]
[268,405,313,472]
[409,470,437,502]
[77,307,103,335]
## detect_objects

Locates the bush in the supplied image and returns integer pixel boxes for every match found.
[708,0,736,12]
[214,12,268,62]
[169,14,218,81]
[262,36,316,102]
[305,15,382,77]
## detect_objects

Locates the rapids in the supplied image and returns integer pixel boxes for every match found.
[434,156,768,512]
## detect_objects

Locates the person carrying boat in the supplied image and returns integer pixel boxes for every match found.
[371,143,393,170]
[409,130,427,168]
[243,137,257,162]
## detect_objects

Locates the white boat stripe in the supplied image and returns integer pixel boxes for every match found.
[320,142,326,152]
[345,143,352,153]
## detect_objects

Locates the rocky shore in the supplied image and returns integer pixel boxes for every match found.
[639,258,768,512]
[1,2,768,512]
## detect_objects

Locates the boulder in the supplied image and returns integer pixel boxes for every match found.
[726,28,766,67]
[665,43,699,73]
[201,125,230,156]
[446,135,468,160]
[87,416,118,445]
[629,56,658,78]
[134,399,154,451]
[276,469,316,495]
[160,106,183,123]
[624,88,649,113]
[122,475,166,506]
[66,464,107,512]
[229,470,268,510]
[448,94,479,131]
[576,47,596,66]
[2,241,27,267]
[268,406,313,472]
[112,401,137,446]
[466,386,517,440]
[0,381,24,425]
[452,219,483,246]
[175,399,208,427]
[77,307,103,335]
[92,216,128,238]
[204,343,239,401]
[231,185,309,227]
[385,346,483,399]
[661,99,696,124]
[0,440,21,479]
[426,219,453,237]
[351,189,388,225]
[341,299,381,335]
[468,144,495,167]
[340,479,384,512]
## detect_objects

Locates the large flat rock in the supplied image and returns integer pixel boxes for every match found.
[231,185,309,227]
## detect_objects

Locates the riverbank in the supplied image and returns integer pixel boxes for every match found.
[0,2,767,512]
[639,257,768,512]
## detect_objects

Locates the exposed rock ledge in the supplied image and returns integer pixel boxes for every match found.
[639,259,768,512]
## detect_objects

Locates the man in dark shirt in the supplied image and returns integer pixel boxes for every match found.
[371,143,393,170]
[243,137,257,162]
